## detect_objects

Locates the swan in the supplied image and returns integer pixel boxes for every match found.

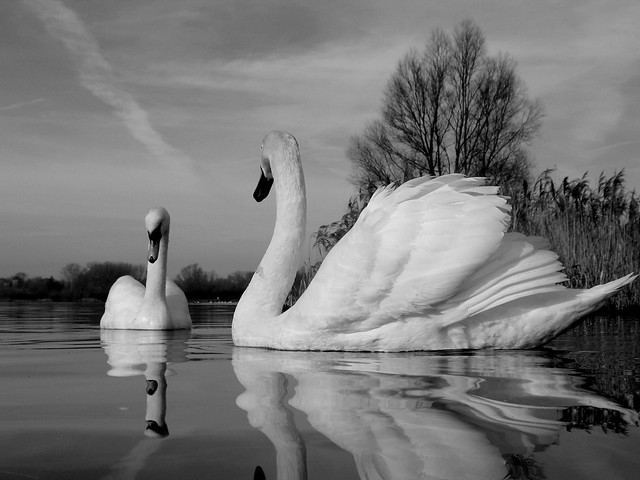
[233,131,636,351]
[100,207,192,330]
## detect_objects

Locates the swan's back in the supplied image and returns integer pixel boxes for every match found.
[100,276,146,329]
[101,278,191,330]
[166,280,192,329]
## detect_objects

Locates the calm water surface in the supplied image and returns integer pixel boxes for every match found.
[1,302,639,480]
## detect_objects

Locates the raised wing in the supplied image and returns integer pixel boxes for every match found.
[290,175,510,332]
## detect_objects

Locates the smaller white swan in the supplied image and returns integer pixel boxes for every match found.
[100,207,191,330]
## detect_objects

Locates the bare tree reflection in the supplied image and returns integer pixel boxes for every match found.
[503,454,545,480]
[233,349,638,480]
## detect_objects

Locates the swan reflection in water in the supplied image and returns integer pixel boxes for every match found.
[100,329,189,437]
[234,348,639,480]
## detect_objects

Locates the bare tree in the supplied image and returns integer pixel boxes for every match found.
[349,19,542,192]
[313,20,543,261]
[60,263,83,286]
[174,263,213,294]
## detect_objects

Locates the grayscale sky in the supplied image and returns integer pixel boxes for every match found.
[2,0,639,279]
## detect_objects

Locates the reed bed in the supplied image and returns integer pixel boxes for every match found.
[509,170,639,310]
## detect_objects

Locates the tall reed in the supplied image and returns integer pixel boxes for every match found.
[509,170,639,310]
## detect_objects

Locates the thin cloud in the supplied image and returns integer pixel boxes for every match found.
[23,0,193,168]
[0,98,45,111]
[592,138,640,152]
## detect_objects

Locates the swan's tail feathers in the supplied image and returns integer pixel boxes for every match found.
[565,272,637,323]
[438,230,636,345]
[445,272,637,349]
[578,273,637,306]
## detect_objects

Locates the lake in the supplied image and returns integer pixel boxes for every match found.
[0,302,639,480]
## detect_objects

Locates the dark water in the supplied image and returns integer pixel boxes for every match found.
[0,302,639,480]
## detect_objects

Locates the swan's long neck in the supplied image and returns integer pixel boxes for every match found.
[145,235,169,302]
[234,145,306,334]
[136,231,171,329]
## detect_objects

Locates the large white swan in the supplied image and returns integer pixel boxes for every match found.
[100,207,191,330]
[233,131,636,351]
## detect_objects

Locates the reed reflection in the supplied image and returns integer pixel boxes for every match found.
[233,349,639,480]
[100,329,189,437]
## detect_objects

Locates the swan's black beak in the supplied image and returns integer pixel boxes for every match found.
[253,168,274,202]
[145,420,169,438]
[147,225,162,263]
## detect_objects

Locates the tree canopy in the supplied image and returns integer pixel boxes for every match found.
[348,19,542,194]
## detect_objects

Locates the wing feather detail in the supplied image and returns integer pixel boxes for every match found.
[290,175,511,332]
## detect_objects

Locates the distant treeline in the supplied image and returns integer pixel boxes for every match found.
[0,262,252,303]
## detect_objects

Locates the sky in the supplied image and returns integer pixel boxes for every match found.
[2,0,639,280]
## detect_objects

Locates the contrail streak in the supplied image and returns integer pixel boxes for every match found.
[0,98,45,111]
[23,0,193,168]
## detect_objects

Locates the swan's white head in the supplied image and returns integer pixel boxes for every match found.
[253,131,299,202]
[145,207,170,264]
